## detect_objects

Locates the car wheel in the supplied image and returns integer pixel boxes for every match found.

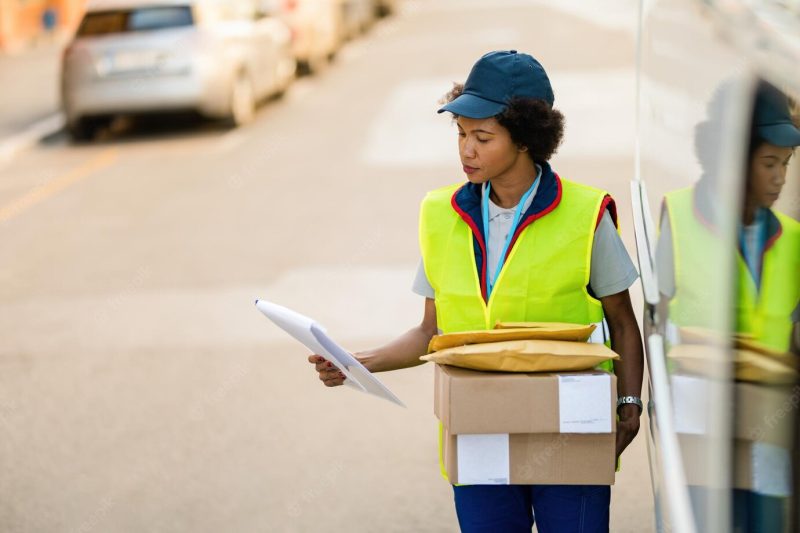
[273,60,295,98]
[300,52,329,76]
[376,3,392,17]
[228,71,255,128]
[67,117,102,142]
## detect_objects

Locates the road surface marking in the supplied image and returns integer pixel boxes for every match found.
[0,148,118,224]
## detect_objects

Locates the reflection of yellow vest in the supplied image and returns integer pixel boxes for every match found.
[664,187,725,332]
[736,211,800,351]
[665,186,800,352]
[420,178,614,482]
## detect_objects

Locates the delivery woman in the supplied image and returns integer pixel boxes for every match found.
[309,50,645,533]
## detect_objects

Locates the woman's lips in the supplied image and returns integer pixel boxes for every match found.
[463,165,478,175]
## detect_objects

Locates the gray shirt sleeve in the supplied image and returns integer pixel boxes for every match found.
[412,257,436,299]
[412,211,639,299]
[655,208,677,298]
[589,211,640,298]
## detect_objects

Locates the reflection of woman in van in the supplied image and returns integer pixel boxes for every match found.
[657,81,800,354]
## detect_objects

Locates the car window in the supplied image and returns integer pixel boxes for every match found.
[77,6,194,37]
[129,7,194,31]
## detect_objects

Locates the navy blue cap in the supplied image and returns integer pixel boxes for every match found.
[438,50,554,118]
[754,82,800,147]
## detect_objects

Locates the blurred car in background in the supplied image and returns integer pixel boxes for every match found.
[262,0,397,75]
[337,0,375,41]
[374,0,396,17]
[61,0,296,141]
[260,0,342,75]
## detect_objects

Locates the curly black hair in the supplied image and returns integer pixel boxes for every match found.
[442,83,565,163]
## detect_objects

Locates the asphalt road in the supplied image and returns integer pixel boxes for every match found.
[0,1,654,531]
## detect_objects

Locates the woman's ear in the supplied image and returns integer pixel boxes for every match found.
[518,145,528,152]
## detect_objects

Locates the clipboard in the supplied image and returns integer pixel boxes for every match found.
[255,299,405,407]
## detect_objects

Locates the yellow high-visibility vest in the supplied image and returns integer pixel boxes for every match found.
[420,177,615,482]
[665,186,800,352]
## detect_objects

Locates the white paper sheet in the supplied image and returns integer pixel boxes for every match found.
[255,299,405,407]
[456,434,510,485]
[557,374,612,433]
[671,374,710,435]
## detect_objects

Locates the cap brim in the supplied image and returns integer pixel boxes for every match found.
[437,93,506,118]
[758,123,800,148]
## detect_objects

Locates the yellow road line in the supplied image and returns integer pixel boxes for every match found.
[0,148,119,224]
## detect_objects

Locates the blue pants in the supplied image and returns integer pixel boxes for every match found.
[453,484,610,533]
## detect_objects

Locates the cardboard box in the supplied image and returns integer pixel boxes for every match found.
[442,426,616,485]
[434,364,617,485]
[675,380,797,496]
[733,439,792,497]
[679,434,792,497]
[434,364,617,435]
[735,382,796,447]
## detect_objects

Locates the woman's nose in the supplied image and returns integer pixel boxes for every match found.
[776,168,788,185]
[461,140,477,159]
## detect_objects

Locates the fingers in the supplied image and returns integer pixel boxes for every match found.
[309,354,346,387]
[308,354,331,372]
[319,368,346,387]
[316,360,335,372]
[321,376,346,387]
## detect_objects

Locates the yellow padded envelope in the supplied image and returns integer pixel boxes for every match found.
[420,339,619,372]
[735,350,798,384]
[669,344,798,384]
[734,336,799,369]
[428,323,596,353]
[494,321,595,332]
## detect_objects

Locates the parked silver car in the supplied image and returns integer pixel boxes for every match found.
[61,0,296,140]
[261,0,343,74]
[338,0,375,41]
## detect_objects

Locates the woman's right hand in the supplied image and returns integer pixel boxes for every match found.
[308,354,347,387]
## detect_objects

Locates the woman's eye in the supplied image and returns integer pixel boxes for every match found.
[477,138,489,144]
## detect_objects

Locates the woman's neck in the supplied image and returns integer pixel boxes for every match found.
[488,165,539,209]
[742,201,758,226]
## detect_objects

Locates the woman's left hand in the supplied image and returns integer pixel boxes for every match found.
[615,403,641,459]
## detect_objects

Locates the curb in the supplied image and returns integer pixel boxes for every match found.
[0,112,65,166]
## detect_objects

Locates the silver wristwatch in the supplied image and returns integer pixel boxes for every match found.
[616,395,643,414]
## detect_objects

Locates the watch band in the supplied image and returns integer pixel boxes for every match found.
[616,395,643,413]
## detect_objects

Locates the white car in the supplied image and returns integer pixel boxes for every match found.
[261,0,343,74]
[61,0,296,140]
[338,0,376,41]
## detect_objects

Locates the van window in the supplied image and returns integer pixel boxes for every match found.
[77,6,194,36]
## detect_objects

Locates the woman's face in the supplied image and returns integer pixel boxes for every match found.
[747,142,794,208]
[457,116,526,184]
